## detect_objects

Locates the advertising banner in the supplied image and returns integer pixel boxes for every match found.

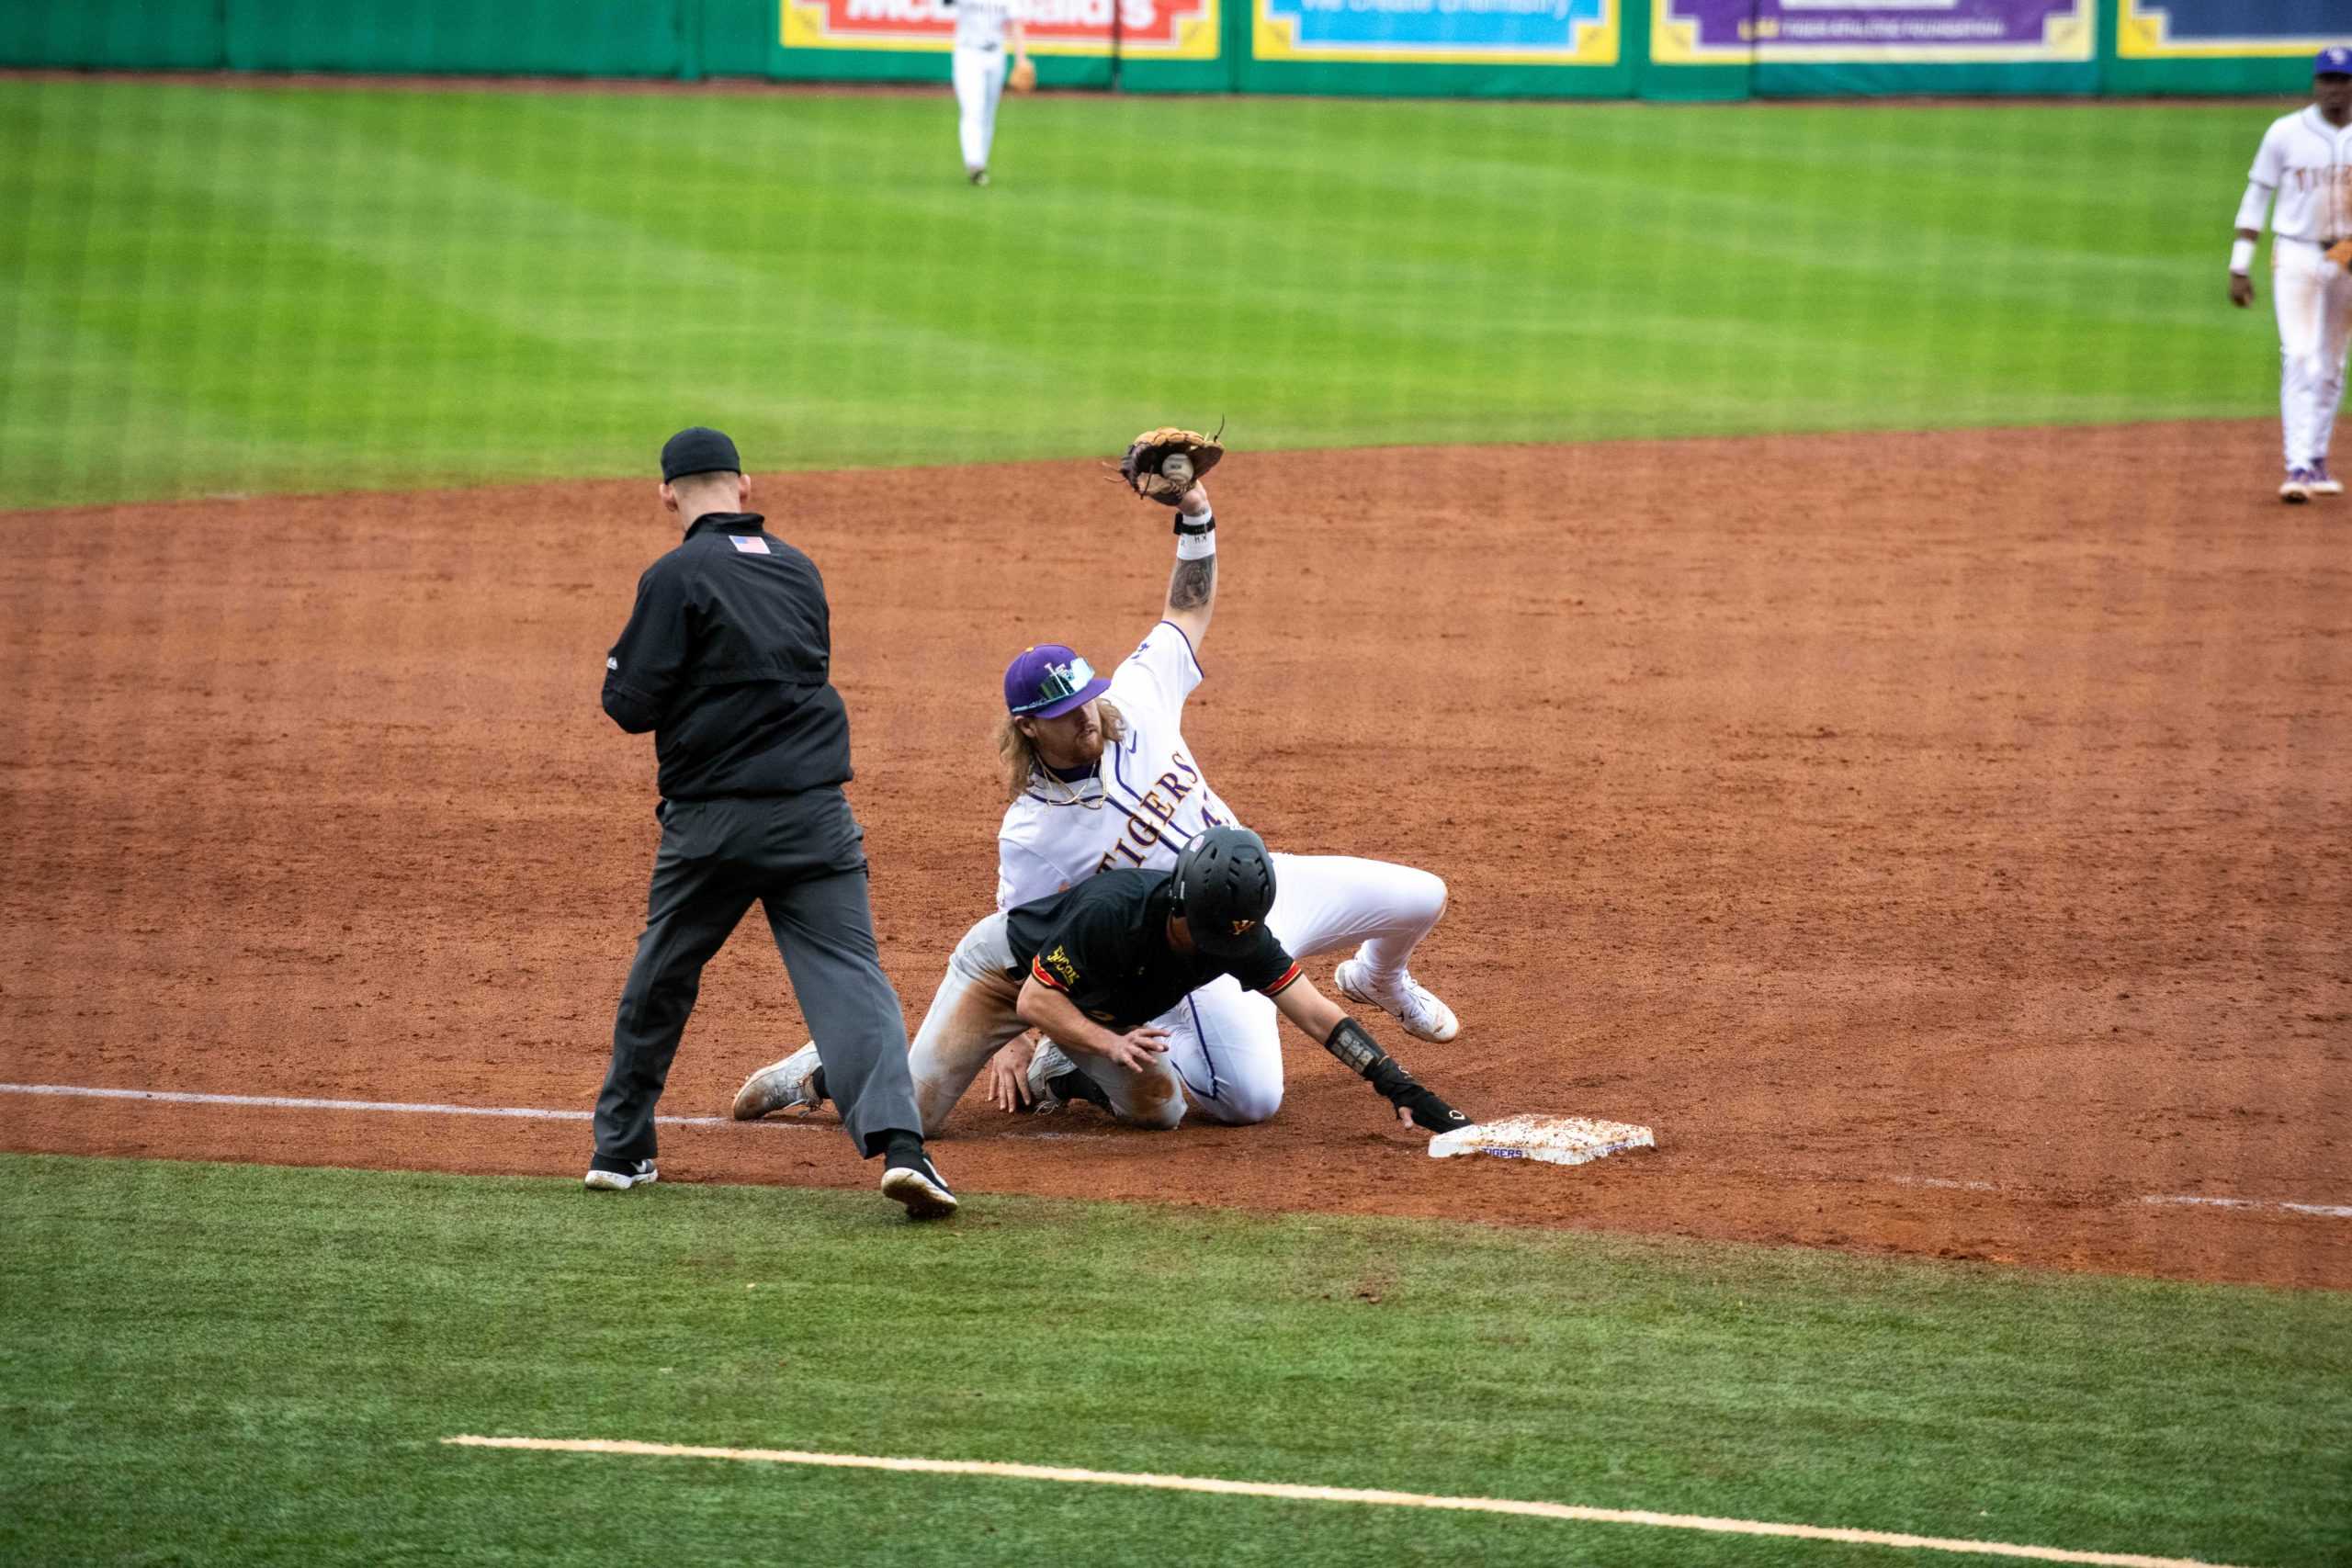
[1650,0,2095,65]
[1251,0,1619,65]
[2116,0,2345,61]
[782,0,1222,57]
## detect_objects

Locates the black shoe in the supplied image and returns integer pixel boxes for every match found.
[583,1156,657,1191]
[880,1151,958,1221]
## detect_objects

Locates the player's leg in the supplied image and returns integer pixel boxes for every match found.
[2311,259,2352,490]
[976,51,1008,173]
[1267,852,1459,1042]
[953,48,988,178]
[902,914,1033,1134]
[1158,976,1283,1125]
[594,800,756,1177]
[2276,238,2327,492]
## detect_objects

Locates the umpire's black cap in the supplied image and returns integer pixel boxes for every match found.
[662,426,741,482]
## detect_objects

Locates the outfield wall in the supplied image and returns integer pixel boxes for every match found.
[0,0,2339,96]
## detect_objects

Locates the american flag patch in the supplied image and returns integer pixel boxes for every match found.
[729,536,771,555]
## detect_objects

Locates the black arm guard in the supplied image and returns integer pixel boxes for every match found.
[1323,1018,1471,1133]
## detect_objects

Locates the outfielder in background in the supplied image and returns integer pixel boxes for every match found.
[590,427,956,1220]
[734,431,1464,1134]
[949,0,1031,186]
[2232,48,2352,504]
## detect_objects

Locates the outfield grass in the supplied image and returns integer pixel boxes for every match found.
[0,81,2281,509]
[2,1155,2344,1566]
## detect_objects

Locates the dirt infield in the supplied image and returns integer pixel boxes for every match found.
[3,421,2346,1288]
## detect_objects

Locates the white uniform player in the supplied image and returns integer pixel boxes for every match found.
[731,477,1462,1136]
[950,0,1027,186]
[2232,49,2352,503]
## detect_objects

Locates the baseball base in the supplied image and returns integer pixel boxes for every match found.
[1428,1114,1656,1168]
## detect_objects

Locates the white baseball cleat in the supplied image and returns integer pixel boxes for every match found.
[2281,468,2315,503]
[583,1158,657,1191]
[2310,459,2343,496]
[1333,956,1460,1043]
[1025,1040,1080,1113]
[732,1042,826,1121]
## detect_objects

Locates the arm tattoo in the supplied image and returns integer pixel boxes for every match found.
[1167,555,1216,612]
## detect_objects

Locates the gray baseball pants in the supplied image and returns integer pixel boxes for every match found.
[594,787,922,1164]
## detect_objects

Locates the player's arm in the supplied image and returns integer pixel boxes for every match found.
[2232,129,2283,309]
[1269,976,1472,1134]
[1015,975,1169,1072]
[1161,484,1217,651]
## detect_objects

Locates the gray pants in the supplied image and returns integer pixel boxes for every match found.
[594,788,922,1163]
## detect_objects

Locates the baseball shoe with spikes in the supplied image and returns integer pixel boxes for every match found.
[732,1042,826,1121]
[1334,953,1460,1043]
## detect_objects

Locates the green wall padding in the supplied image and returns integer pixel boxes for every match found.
[0,1,227,69]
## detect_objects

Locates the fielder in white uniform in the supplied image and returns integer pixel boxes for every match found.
[950,0,1027,186]
[2232,48,2352,503]
[733,476,1463,1135]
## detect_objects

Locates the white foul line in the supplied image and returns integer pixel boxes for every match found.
[438,1436,2241,1568]
[2143,1193,2352,1220]
[0,1081,812,1132]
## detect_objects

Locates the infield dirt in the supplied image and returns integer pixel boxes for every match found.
[3,421,2346,1288]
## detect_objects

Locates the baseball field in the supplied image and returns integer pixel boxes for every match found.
[3,75,2348,1566]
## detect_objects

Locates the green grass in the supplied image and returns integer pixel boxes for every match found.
[2,1155,2345,1566]
[0,81,2286,509]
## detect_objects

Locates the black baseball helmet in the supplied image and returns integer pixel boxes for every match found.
[1170,826,1277,955]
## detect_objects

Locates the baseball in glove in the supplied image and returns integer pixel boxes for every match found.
[1008,56,1037,93]
[1119,425,1225,506]
[2329,239,2352,268]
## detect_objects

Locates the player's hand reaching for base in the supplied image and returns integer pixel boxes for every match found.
[2230,273,2255,309]
[986,1037,1040,1113]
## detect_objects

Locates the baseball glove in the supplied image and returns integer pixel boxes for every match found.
[1008,57,1037,93]
[1119,425,1224,505]
[2329,240,2352,268]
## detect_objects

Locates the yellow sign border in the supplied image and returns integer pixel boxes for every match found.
[2116,2,2342,61]
[783,0,1223,59]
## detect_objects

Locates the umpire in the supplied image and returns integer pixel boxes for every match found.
[587,426,955,1220]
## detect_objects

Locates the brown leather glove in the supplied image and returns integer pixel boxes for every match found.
[1118,426,1224,505]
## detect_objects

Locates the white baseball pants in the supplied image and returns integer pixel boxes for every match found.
[952,46,1007,174]
[900,852,1447,1134]
[2273,237,2352,468]
[1163,853,1447,1125]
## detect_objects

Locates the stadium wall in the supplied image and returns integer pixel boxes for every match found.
[0,0,2337,97]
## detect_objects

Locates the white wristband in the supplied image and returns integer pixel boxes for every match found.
[1175,527,1217,561]
[2231,237,2256,275]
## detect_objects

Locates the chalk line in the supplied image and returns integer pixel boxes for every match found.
[0,1081,810,1131]
[439,1436,2242,1567]
[0,1081,1110,1141]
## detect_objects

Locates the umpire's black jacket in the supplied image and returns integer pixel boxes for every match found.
[601,512,853,801]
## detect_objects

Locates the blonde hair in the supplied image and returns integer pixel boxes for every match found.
[997,700,1126,802]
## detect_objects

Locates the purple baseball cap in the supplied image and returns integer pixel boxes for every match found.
[2319,46,2352,76]
[1004,644,1111,718]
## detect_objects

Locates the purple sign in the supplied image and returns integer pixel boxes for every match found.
[1654,0,2095,63]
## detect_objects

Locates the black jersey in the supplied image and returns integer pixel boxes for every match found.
[1003,870,1301,1030]
[601,513,853,800]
